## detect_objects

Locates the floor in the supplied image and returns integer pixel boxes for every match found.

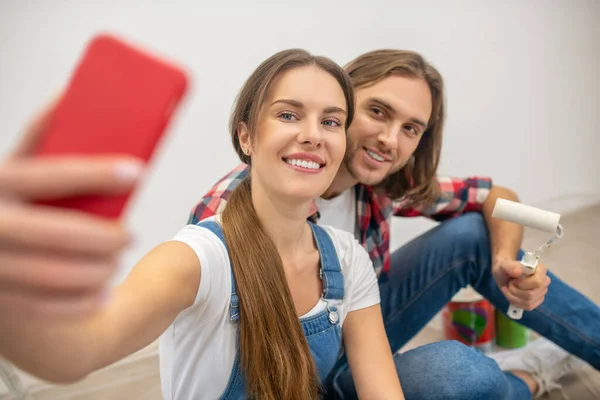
[1,204,599,399]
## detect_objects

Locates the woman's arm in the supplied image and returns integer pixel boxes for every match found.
[0,240,200,383]
[343,304,405,399]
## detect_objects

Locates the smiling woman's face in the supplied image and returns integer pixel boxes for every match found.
[238,65,348,203]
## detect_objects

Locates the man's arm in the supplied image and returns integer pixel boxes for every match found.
[481,185,523,262]
[393,175,492,219]
[482,185,550,311]
[187,164,249,224]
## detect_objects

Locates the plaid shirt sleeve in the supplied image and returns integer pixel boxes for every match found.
[393,176,492,221]
[187,164,249,224]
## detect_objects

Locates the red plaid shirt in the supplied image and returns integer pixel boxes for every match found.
[187,164,492,276]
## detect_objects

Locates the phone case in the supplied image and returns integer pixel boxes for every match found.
[33,33,189,218]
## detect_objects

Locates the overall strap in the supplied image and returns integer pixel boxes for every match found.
[195,221,239,323]
[308,222,345,301]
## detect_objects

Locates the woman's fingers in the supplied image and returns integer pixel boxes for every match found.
[0,156,144,201]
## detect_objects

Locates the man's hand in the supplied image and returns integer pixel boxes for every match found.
[493,258,551,311]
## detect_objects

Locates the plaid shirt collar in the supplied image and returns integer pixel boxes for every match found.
[308,184,392,276]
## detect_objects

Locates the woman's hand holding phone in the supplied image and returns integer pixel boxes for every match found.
[0,101,144,320]
[0,33,188,321]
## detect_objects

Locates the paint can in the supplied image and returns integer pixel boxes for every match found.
[495,309,531,348]
[442,286,495,353]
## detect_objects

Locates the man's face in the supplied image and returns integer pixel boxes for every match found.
[343,75,433,186]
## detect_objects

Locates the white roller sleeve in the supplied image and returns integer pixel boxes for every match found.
[492,199,561,233]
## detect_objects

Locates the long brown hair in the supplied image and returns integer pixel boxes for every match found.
[221,49,354,399]
[345,49,445,207]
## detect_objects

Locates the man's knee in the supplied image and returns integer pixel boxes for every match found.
[326,341,511,400]
[397,341,509,400]
[441,213,489,252]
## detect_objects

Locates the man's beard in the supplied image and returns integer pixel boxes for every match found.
[342,146,386,186]
[342,148,360,182]
[343,141,408,187]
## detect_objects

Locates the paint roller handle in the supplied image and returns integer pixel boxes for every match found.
[506,252,539,320]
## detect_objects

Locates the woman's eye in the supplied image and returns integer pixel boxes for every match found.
[279,112,297,121]
[323,119,341,127]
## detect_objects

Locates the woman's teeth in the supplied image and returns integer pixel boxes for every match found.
[286,159,321,170]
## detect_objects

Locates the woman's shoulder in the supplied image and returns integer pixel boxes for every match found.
[317,224,380,312]
[316,224,370,269]
[172,216,226,250]
[317,223,354,243]
[169,216,233,320]
[170,215,231,283]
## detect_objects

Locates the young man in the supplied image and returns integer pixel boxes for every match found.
[188,50,599,399]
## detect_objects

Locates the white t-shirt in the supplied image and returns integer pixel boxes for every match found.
[314,189,357,235]
[159,216,380,400]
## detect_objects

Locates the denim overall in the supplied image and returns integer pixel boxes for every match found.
[196,221,344,399]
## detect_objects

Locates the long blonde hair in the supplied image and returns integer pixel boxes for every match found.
[222,49,354,399]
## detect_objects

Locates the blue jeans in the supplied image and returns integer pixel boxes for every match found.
[327,213,600,400]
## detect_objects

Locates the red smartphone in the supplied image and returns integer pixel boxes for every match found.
[33,33,189,218]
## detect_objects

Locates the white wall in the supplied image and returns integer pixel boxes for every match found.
[1,0,598,281]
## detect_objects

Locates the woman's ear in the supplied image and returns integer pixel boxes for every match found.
[237,122,252,155]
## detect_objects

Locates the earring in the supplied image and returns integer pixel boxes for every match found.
[244,148,250,155]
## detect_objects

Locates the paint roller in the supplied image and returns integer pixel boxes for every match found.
[492,198,564,320]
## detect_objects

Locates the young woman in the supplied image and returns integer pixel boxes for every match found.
[0,49,403,399]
